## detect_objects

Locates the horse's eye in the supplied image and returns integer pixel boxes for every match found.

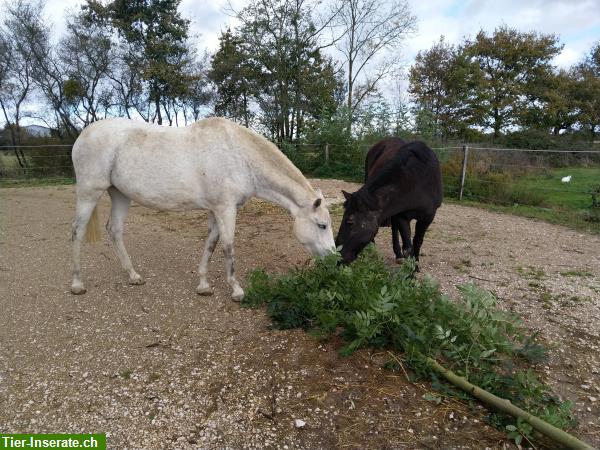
[318,223,327,230]
[346,218,354,225]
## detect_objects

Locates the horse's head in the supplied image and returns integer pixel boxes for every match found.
[335,189,380,263]
[293,189,335,257]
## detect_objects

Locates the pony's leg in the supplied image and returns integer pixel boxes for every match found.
[196,211,219,296]
[214,207,244,301]
[412,215,434,271]
[391,215,403,261]
[71,188,104,294]
[393,215,413,263]
[107,187,144,285]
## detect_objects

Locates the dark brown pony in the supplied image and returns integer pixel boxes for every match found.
[335,138,442,265]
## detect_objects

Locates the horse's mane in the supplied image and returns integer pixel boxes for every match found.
[237,124,313,190]
[194,117,312,193]
[365,141,433,194]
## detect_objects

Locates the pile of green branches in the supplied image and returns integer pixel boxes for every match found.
[243,247,575,445]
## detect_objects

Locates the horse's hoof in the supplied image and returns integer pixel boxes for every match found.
[395,257,404,264]
[71,284,87,295]
[129,276,145,286]
[231,292,245,302]
[196,286,214,296]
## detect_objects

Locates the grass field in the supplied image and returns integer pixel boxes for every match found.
[514,167,600,209]
[0,176,75,188]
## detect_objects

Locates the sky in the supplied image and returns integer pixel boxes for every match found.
[38,0,600,71]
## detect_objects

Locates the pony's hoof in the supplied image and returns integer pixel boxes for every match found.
[71,284,87,295]
[395,257,404,264]
[196,285,214,296]
[231,291,245,302]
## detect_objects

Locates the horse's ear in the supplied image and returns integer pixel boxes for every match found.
[313,198,322,209]
[342,190,352,201]
[315,188,324,199]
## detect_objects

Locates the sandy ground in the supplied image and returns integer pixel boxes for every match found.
[0,180,599,449]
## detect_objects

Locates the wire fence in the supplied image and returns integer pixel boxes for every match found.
[1,144,74,180]
[2,143,600,221]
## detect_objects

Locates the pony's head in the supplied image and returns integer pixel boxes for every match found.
[335,189,380,263]
[293,189,335,257]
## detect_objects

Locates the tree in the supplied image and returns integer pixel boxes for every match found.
[521,69,579,135]
[409,37,484,140]
[333,0,416,122]
[0,26,33,166]
[85,0,198,125]
[225,0,343,142]
[59,9,114,126]
[4,0,80,139]
[409,37,455,139]
[463,26,563,137]
[209,29,255,126]
[571,41,600,138]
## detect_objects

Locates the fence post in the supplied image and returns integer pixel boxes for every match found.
[325,144,330,165]
[459,144,469,201]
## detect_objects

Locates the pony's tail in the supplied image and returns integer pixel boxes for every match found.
[86,206,101,243]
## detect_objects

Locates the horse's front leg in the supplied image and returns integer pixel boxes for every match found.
[214,207,244,302]
[197,211,219,296]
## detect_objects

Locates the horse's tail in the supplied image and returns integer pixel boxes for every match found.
[86,206,101,243]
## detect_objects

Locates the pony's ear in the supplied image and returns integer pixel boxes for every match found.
[315,188,324,199]
[313,198,322,209]
[342,190,352,201]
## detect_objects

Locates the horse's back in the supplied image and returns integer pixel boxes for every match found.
[72,118,256,210]
[365,137,406,182]
[365,139,442,220]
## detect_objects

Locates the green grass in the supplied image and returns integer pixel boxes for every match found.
[441,166,600,234]
[513,167,600,209]
[445,197,600,235]
[517,266,547,280]
[0,177,75,188]
[560,270,593,278]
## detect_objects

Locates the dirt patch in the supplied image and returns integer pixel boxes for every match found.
[0,180,598,449]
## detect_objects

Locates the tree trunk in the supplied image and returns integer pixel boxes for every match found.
[155,96,163,125]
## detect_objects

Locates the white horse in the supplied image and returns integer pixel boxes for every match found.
[70,117,335,300]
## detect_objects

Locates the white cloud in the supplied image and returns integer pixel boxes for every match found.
[35,0,600,65]
[404,0,600,68]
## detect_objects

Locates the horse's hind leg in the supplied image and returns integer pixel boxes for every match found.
[213,207,244,302]
[391,216,402,261]
[196,211,219,296]
[392,215,413,263]
[412,215,435,271]
[71,188,105,294]
[107,187,144,285]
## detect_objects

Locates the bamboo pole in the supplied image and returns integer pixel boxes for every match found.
[424,356,596,450]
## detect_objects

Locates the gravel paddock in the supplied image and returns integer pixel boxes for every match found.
[1,180,599,449]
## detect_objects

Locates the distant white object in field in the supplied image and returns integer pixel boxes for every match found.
[561,175,572,183]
